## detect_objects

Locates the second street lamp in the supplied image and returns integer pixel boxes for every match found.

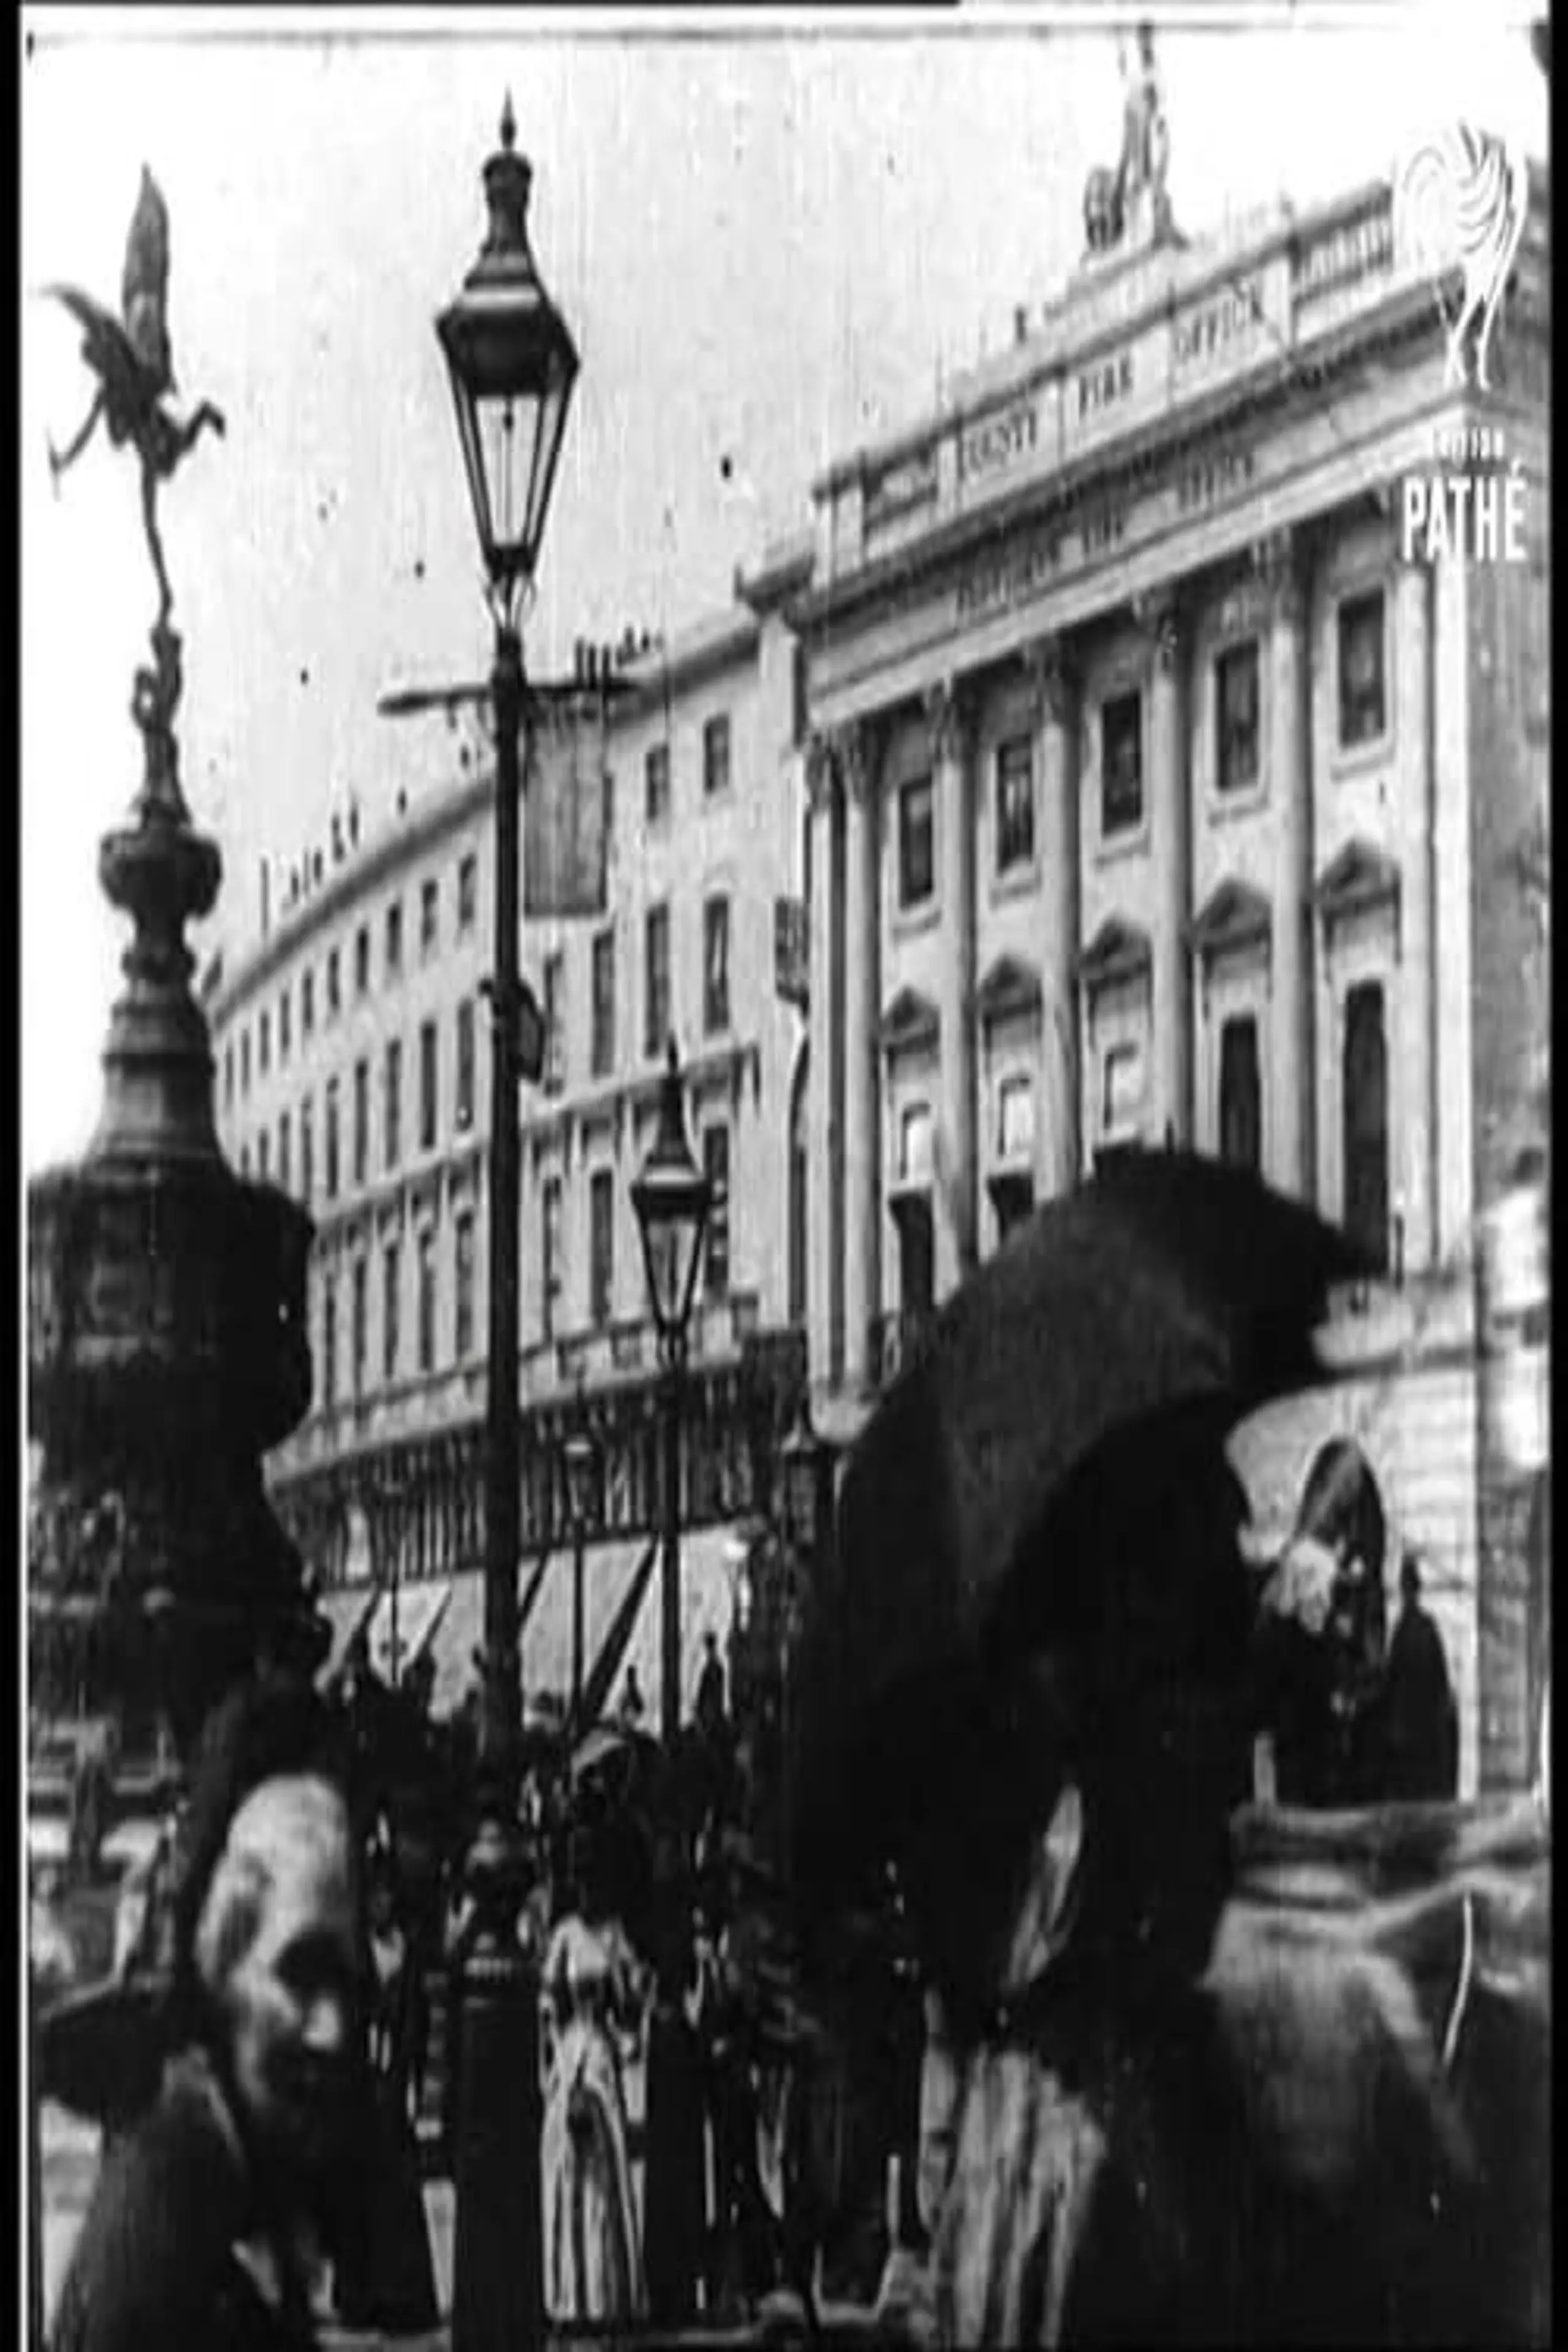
[631,1037,712,1750]
[779,1392,832,1564]
[437,96,578,2352]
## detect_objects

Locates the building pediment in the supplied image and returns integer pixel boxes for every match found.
[878,986,941,1054]
[974,953,1043,1023]
[1313,838,1401,922]
[1186,877,1272,960]
[1075,916,1152,991]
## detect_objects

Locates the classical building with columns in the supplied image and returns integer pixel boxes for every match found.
[793,160,1550,1792]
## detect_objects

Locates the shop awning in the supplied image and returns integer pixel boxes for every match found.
[26,1815,70,1869]
[429,1574,486,1722]
[366,1580,450,1686]
[605,1523,755,1732]
[316,1586,378,1687]
[424,1525,755,1731]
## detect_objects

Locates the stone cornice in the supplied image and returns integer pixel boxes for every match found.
[815,179,1434,504]
[213,772,492,1028]
[616,606,761,717]
[796,283,1441,639]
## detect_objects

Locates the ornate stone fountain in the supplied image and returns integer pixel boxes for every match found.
[28,172,322,1800]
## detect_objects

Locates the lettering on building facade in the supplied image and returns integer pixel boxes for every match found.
[955,526,1065,624]
[1078,347,1135,419]
[1177,445,1257,513]
[1292,202,1393,305]
[1174,274,1264,369]
[959,397,1042,484]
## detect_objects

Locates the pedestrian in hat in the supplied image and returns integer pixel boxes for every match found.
[51,1676,362,2351]
[1378,1551,1458,1801]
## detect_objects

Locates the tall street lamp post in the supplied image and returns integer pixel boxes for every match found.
[631,1038,713,1750]
[777,1396,832,1875]
[562,1404,600,1727]
[437,97,578,2352]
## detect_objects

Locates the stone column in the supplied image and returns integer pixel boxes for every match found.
[839,720,883,1395]
[1429,549,1474,1265]
[1393,546,1437,1277]
[804,736,840,1391]
[1135,592,1193,1145]
[1024,636,1082,1196]
[929,679,978,1295]
[1256,527,1314,1199]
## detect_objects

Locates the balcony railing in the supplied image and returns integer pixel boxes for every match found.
[272,1293,773,1474]
[870,1305,935,1389]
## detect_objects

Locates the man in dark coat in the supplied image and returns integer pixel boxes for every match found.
[51,1678,363,2352]
[1379,1551,1459,1800]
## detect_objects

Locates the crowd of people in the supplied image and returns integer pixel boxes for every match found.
[39,1477,1525,2351]
[313,1618,794,2334]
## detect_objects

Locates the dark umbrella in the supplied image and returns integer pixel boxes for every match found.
[791,1148,1369,1967]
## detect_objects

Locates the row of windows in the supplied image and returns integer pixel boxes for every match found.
[319,1218,459,1407]
[643,711,732,826]
[1096,982,1390,1269]
[544,895,732,1088]
[223,853,481,1111]
[313,1123,734,1410]
[884,978,1392,1321]
[227,883,734,1146]
[234,888,741,1191]
[234,1003,478,1197]
[539,1123,732,1343]
[890,586,1389,909]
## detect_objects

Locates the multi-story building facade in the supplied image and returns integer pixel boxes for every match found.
[206,139,1547,1792]
[206,589,809,1730]
[792,164,1550,1793]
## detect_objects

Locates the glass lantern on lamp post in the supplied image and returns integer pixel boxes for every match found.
[780,1393,832,1564]
[777,1395,831,1875]
[437,94,578,2352]
[631,1037,712,1751]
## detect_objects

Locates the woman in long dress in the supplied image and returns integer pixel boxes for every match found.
[540,1847,646,2324]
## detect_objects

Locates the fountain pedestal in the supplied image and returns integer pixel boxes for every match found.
[28,624,321,1782]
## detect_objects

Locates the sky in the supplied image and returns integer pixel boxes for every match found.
[20,2,1548,1178]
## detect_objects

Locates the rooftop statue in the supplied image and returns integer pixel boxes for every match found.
[44,168,225,635]
[1084,21,1174,258]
